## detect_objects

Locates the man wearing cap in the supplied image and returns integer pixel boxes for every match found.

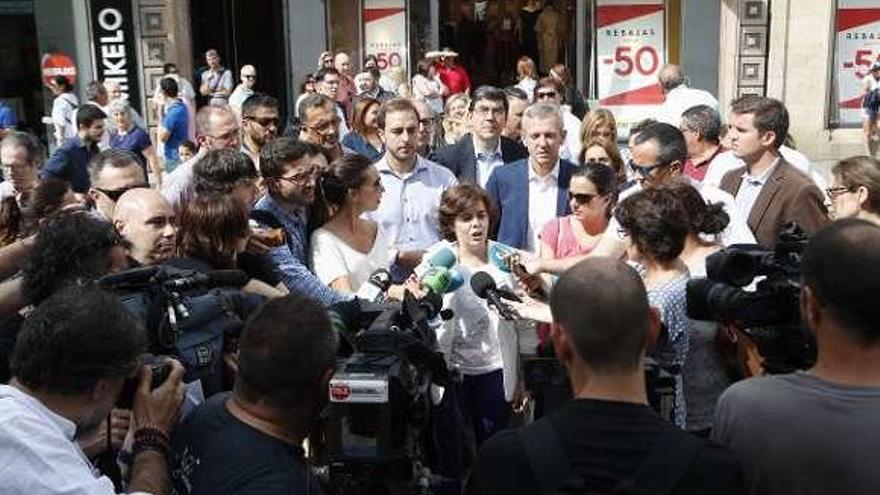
[435,49,471,97]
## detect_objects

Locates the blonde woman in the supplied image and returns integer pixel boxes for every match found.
[442,93,470,145]
[515,56,538,102]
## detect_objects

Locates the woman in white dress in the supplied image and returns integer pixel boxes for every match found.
[310,153,403,296]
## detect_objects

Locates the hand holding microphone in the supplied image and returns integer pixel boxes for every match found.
[356,268,394,302]
[470,271,520,320]
[488,243,549,301]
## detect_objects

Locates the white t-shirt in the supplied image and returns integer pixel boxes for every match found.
[310,224,394,290]
[51,93,79,140]
[657,85,719,127]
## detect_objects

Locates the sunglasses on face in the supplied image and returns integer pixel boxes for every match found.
[628,159,663,179]
[568,192,596,204]
[245,116,279,128]
[96,184,147,202]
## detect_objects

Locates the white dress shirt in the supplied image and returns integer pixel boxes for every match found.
[527,160,561,252]
[474,137,504,188]
[703,146,813,189]
[0,384,145,494]
[734,159,780,222]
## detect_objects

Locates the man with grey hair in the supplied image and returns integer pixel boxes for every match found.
[656,64,719,127]
[486,102,577,251]
[0,131,43,199]
[87,148,147,220]
[297,93,351,163]
[680,105,732,182]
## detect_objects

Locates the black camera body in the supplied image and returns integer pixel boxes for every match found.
[118,354,172,409]
[686,224,815,373]
[322,291,450,494]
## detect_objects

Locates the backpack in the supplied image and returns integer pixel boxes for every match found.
[518,419,703,495]
[114,266,265,397]
[863,87,880,112]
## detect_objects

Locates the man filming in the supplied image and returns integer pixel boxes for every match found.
[713,219,880,494]
[469,258,741,494]
[0,286,185,494]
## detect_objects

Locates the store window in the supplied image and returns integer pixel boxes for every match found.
[829,0,880,128]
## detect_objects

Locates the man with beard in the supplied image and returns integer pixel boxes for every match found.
[113,188,176,267]
[368,98,457,276]
[239,93,279,167]
[170,293,336,494]
[298,93,351,164]
[0,286,185,495]
[253,137,347,305]
[314,67,350,140]
[42,104,106,193]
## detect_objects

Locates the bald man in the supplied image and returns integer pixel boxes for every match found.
[229,64,257,118]
[657,64,718,126]
[113,188,176,266]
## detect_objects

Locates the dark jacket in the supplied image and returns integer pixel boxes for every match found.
[431,134,528,184]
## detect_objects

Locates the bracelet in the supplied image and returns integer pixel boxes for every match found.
[132,426,171,458]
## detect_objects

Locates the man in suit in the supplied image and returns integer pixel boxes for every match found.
[486,102,577,251]
[719,96,827,247]
[432,85,527,186]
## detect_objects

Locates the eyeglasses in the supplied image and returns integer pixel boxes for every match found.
[826,186,856,199]
[568,192,596,204]
[419,117,436,127]
[207,128,241,142]
[535,91,558,100]
[245,116,279,128]
[473,106,506,117]
[276,169,319,185]
[305,118,340,134]
[243,75,256,80]
[96,184,147,202]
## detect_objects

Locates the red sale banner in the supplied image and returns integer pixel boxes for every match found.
[595,0,666,127]
[834,0,880,125]
[364,0,407,75]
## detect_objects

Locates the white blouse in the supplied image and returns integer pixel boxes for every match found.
[310,224,394,291]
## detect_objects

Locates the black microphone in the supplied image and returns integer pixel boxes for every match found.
[163,270,249,291]
[98,265,161,289]
[470,271,520,320]
[356,268,393,302]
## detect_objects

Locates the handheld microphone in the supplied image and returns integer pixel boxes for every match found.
[487,243,548,300]
[356,268,393,302]
[447,268,465,292]
[470,271,520,320]
[421,266,452,294]
[413,246,457,279]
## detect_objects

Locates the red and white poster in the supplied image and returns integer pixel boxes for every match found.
[834,0,880,125]
[40,52,77,87]
[364,0,407,74]
[595,0,665,128]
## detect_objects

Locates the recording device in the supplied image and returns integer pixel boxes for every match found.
[470,271,520,320]
[323,290,452,494]
[488,243,548,300]
[117,354,172,409]
[356,269,393,302]
[686,224,814,373]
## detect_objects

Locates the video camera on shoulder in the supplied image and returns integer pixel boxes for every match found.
[686,223,815,373]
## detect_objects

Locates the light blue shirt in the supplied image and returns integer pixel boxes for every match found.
[734,159,779,222]
[474,137,504,189]
[368,155,458,254]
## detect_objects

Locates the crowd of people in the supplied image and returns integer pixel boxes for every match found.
[0,43,879,495]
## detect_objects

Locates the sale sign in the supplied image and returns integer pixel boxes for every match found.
[364,0,407,74]
[595,0,666,127]
[834,0,880,125]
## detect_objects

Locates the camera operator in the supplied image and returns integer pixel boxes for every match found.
[713,219,880,494]
[0,286,185,494]
[469,258,742,494]
[170,292,336,494]
[113,188,176,267]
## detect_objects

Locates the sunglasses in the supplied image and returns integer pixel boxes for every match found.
[628,159,663,179]
[245,116,280,128]
[568,192,596,204]
[535,91,558,99]
[96,184,147,202]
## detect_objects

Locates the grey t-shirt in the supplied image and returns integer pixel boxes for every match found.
[713,371,880,495]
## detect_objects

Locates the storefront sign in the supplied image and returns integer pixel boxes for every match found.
[41,53,77,87]
[89,0,141,111]
[364,0,407,74]
[834,0,880,126]
[595,0,665,128]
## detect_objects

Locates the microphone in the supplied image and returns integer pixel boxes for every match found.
[447,268,465,292]
[163,270,250,291]
[356,268,393,302]
[487,243,548,300]
[470,271,520,320]
[413,246,457,279]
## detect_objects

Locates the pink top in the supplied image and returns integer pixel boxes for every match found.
[539,215,597,259]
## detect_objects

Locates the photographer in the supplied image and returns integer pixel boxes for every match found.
[469,258,741,494]
[713,219,880,494]
[170,293,336,494]
[0,286,185,494]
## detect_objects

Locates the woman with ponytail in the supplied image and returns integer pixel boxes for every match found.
[309,153,399,295]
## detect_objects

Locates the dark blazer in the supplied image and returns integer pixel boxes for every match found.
[485,158,578,250]
[719,159,828,248]
[431,134,528,184]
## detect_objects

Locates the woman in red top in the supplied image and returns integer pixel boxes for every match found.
[434,49,471,96]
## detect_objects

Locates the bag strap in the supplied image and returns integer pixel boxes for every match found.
[518,418,575,494]
[627,426,704,495]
